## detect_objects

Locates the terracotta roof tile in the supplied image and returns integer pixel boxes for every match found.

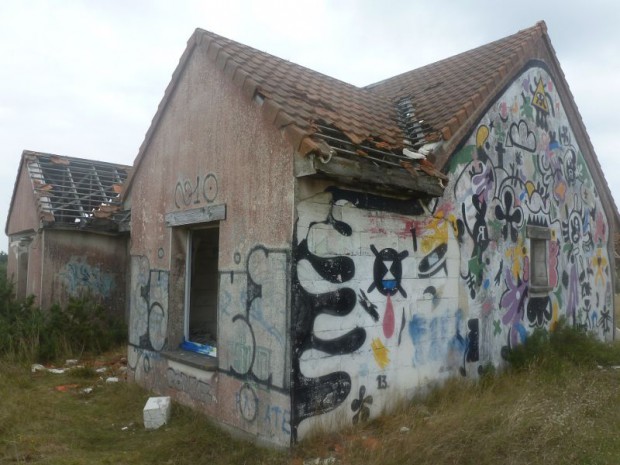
[130,21,612,201]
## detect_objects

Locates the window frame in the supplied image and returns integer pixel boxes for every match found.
[183,225,220,347]
[164,203,226,358]
[526,224,552,293]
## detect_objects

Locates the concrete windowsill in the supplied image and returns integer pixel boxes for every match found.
[161,349,218,371]
[529,285,552,295]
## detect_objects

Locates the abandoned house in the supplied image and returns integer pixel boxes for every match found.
[123,21,618,446]
[5,151,130,317]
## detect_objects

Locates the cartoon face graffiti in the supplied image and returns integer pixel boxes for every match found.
[367,245,409,297]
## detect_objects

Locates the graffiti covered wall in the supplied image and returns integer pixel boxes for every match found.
[449,64,613,346]
[292,64,613,440]
[293,188,465,440]
[125,32,296,447]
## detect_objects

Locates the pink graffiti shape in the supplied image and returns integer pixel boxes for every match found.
[383,295,395,338]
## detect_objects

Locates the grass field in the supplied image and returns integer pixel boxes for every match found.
[1,339,619,465]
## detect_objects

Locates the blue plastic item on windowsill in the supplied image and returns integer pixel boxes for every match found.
[180,340,217,357]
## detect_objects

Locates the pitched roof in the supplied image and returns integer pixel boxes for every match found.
[6,151,131,234]
[124,22,619,223]
[366,22,547,165]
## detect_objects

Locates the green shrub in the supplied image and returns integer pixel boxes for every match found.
[39,296,127,361]
[0,277,44,362]
[505,318,620,370]
[0,276,126,362]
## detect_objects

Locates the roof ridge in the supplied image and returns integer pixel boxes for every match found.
[195,28,366,92]
[365,21,547,91]
[431,21,548,165]
[363,21,548,169]
[193,28,404,156]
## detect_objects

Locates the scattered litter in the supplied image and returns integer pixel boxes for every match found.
[55,384,79,392]
[121,422,135,431]
[143,396,171,430]
[105,377,119,383]
[96,367,107,373]
[303,458,335,465]
[119,366,127,373]
[399,426,410,433]
[47,368,66,374]
[31,364,46,373]
[65,359,79,366]
[81,387,94,394]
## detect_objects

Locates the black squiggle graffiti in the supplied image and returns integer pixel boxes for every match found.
[291,218,361,440]
[227,246,290,390]
[296,239,354,283]
[134,262,168,352]
[326,186,424,216]
[459,318,480,376]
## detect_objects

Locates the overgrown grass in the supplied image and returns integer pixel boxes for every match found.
[295,322,620,465]
[1,260,619,463]
[0,350,290,465]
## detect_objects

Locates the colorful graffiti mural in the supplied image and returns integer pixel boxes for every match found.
[292,187,466,439]
[291,64,612,439]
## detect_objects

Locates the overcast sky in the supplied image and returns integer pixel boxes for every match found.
[2,0,618,252]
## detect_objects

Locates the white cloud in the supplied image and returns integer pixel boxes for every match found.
[1,0,619,246]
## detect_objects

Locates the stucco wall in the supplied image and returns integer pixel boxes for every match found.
[39,229,127,316]
[6,160,41,293]
[7,232,42,300]
[292,64,613,440]
[126,41,295,446]
[6,161,40,237]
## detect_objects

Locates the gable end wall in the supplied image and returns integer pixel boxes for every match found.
[126,40,296,446]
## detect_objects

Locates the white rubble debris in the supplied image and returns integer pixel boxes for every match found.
[143,396,172,430]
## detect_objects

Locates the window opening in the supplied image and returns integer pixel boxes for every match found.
[527,225,551,291]
[183,226,219,356]
[530,238,548,288]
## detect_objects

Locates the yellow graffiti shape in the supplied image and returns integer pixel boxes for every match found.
[592,248,608,286]
[419,211,459,254]
[510,96,519,114]
[371,338,390,369]
[505,239,527,279]
[532,78,549,113]
[476,125,489,148]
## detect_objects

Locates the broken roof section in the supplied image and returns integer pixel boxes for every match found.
[124,21,617,216]
[15,151,131,232]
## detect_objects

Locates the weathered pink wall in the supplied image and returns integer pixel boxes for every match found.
[6,160,40,237]
[127,39,295,446]
[6,160,41,291]
[40,229,127,317]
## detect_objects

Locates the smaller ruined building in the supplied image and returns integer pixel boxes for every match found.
[5,151,131,317]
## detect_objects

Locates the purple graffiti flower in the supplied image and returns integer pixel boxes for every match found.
[470,163,494,203]
[501,268,528,327]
